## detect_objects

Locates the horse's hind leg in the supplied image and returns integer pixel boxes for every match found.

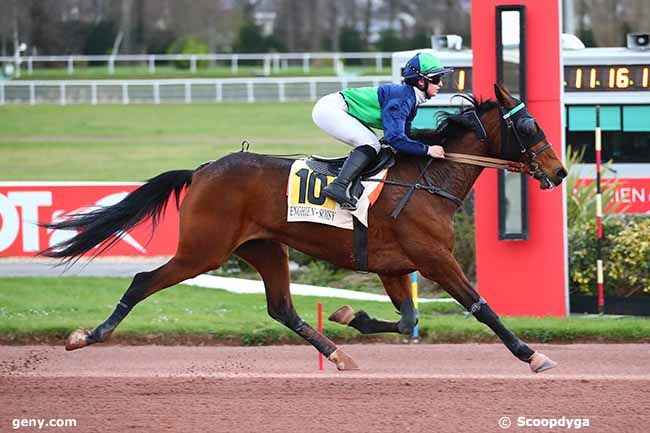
[329,274,417,336]
[66,184,243,350]
[415,251,556,373]
[235,239,358,370]
[65,254,216,350]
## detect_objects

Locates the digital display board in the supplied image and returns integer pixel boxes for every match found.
[437,65,650,93]
[564,65,650,91]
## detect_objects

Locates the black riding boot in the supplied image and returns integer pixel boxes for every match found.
[322,145,376,210]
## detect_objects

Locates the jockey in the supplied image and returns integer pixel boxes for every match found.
[312,52,453,210]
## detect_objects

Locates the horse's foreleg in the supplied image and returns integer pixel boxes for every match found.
[329,274,417,335]
[417,252,556,373]
[235,239,358,370]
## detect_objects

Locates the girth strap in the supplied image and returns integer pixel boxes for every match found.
[353,216,368,272]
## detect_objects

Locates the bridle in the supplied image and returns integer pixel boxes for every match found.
[445,101,555,188]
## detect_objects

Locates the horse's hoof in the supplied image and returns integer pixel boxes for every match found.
[328,349,359,371]
[65,328,92,351]
[529,352,557,373]
[329,306,355,325]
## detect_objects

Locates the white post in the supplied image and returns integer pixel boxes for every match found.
[108,57,115,75]
[231,55,238,74]
[154,82,160,104]
[375,53,382,72]
[309,80,316,101]
[0,83,4,105]
[278,82,286,102]
[91,82,98,105]
[60,83,66,105]
[333,53,340,74]
[302,54,310,74]
[215,82,222,102]
[190,55,197,74]
[122,83,129,104]
[185,82,191,104]
[263,56,271,76]
[148,55,155,74]
[27,57,33,75]
[29,83,35,105]
[67,56,74,75]
[247,81,254,103]
[273,54,280,73]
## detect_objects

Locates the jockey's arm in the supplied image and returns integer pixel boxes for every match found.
[381,99,429,156]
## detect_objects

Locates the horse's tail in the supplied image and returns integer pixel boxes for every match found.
[40,169,194,264]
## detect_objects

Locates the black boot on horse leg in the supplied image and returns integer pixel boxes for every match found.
[329,299,417,335]
[329,274,417,336]
[470,298,557,373]
[416,253,557,373]
[322,145,376,210]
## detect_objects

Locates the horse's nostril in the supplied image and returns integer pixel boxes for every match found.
[556,168,568,179]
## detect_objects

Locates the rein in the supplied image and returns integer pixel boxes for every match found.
[444,152,530,174]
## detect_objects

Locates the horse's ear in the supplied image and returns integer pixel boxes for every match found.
[494,83,515,108]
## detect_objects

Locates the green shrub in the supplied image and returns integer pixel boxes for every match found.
[167,37,209,69]
[569,217,650,297]
[565,145,649,297]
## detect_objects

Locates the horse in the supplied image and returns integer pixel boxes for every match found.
[42,83,567,373]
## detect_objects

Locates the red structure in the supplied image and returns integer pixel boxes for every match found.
[471,0,568,316]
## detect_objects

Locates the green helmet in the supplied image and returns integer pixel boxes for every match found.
[402,52,454,83]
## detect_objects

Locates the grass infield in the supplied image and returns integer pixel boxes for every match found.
[0,103,347,181]
[1,277,649,345]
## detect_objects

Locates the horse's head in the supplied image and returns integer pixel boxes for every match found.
[492,83,567,189]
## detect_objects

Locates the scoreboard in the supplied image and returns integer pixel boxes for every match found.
[564,65,650,91]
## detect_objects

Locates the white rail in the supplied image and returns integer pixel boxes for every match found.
[0,76,392,105]
[0,52,393,77]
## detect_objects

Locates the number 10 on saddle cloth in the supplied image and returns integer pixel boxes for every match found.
[286,160,387,229]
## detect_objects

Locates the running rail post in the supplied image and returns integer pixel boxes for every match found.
[411,272,419,342]
[595,105,605,315]
[317,302,324,370]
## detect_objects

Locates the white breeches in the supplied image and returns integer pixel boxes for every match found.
[311,92,381,152]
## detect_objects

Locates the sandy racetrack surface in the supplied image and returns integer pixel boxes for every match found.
[1,344,649,432]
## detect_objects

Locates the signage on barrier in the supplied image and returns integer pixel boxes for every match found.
[0,183,179,257]
[575,178,650,214]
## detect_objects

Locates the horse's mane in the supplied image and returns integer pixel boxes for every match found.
[435,94,498,140]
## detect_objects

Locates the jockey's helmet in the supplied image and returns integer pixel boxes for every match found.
[402,52,454,87]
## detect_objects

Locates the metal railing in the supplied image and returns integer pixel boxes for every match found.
[0,52,393,77]
[0,76,392,105]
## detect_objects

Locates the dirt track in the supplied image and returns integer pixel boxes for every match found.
[1,344,649,432]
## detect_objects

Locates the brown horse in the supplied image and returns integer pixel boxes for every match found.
[42,84,567,373]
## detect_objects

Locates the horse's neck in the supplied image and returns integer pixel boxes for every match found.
[430,133,490,202]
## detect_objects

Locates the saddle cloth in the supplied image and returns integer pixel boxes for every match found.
[286,159,387,229]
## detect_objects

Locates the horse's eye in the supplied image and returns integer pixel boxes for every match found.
[517,117,537,135]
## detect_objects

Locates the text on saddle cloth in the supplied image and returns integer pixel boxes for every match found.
[286,159,387,229]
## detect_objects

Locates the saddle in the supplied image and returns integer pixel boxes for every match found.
[305,146,394,274]
[306,145,395,179]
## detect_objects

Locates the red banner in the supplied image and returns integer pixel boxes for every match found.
[575,178,650,214]
[0,183,179,257]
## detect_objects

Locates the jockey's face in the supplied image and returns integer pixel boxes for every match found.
[418,77,442,99]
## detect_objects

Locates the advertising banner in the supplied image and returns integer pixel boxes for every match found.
[576,178,650,214]
[0,183,179,257]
